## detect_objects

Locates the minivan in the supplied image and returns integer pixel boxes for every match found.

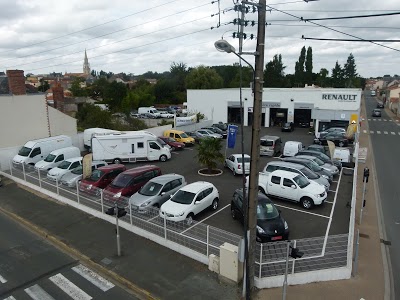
[283,141,304,157]
[35,146,81,171]
[260,135,282,156]
[103,165,162,201]
[164,130,195,146]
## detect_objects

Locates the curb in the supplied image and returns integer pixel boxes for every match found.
[0,205,159,300]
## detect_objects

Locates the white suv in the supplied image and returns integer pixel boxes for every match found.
[160,181,219,224]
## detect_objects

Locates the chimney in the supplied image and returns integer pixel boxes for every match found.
[6,69,26,95]
[52,82,64,112]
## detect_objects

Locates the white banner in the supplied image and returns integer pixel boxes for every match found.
[175,115,197,127]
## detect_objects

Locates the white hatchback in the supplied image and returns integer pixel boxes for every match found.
[159,182,219,224]
[47,157,82,182]
[224,154,250,175]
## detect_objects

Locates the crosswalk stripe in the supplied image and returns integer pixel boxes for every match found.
[384,131,388,135]
[370,131,374,134]
[372,119,376,121]
[3,296,16,300]
[363,130,367,134]
[25,284,55,300]
[383,119,387,121]
[72,264,114,292]
[378,119,382,121]
[0,274,7,284]
[49,274,92,300]
[391,132,396,135]
[377,131,381,134]
[367,118,371,121]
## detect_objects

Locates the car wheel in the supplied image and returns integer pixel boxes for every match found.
[159,155,167,162]
[224,161,227,167]
[211,198,219,211]
[232,168,236,176]
[231,208,237,219]
[186,213,194,225]
[338,141,344,147]
[300,197,314,209]
[258,186,266,195]
[113,158,122,164]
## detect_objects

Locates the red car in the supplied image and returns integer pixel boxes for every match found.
[103,165,162,202]
[158,136,185,151]
[79,164,126,196]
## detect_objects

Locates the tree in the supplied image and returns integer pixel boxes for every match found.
[305,46,313,85]
[264,54,286,87]
[37,78,50,92]
[317,68,329,87]
[343,53,358,87]
[331,61,344,88]
[75,103,113,130]
[70,77,87,97]
[196,138,224,174]
[186,66,223,89]
[294,46,306,87]
[103,81,128,111]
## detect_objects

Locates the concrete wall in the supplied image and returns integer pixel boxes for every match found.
[0,146,19,171]
[48,106,77,137]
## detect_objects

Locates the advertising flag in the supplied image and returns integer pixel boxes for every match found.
[227,124,238,149]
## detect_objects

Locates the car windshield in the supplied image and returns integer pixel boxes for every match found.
[88,169,104,181]
[167,137,176,142]
[111,174,133,188]
[301,167,319,179]
[257,202,279,220]
[307,160,323,171]
[18,146,31,157]
[139,182,162,196]
[283,122,291,126]
[171,190,195,205]
[293,175,310,188]
[44,154,56,162]
[71,165,83,175]
[157,138,166,145]
[237,157,251,163]
[313,157,325,166]
[58,161,72,169]
[180,133,188,138]
[260,140,273,147]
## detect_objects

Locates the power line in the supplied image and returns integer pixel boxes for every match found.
[265,5,400,53]
[268,23,400,30]
[0,0,186,56]
[302,36,400,42]
[304,11,400,21]
[0,1,211,65]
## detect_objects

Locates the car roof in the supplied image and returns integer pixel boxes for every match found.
[231,154,250,158]
[234,188,271,203]
[270,169,300,179]
[97,164,125,171]
[296,155,318,161]
[122,165,159,175]
[180,181,213,193]
[298,150,322,156]
[260,135,280,140]
[268,161,305,170]
[64,156,83,162]
[147,174,183,184]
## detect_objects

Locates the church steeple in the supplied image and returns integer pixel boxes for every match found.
[83,49,91,76]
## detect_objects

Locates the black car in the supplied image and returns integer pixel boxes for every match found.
[202,127,227,139]
[377,102,384,108]
[298,119,310,128]
[296,149,342,170]
[231,189,289,243]
[212,122,228,131]
[186,131,204,144]
[372,109,381,117]
[306,144,330,157]
[281,122,294,132]
[319,127,346,139]
[281,157,333,183]
[315,132,349,147]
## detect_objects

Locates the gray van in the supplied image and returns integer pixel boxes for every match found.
[263,161,330,191]
[260,135,282,156]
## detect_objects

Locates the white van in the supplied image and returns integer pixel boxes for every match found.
[283,141,304,157]
[91,131,171,164]
[47,157,83,182]
[34,146,81,171]
[138,107,161,119]
[83,128,120,151]
[13,135,72,167]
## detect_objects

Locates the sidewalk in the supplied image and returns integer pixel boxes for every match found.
[0,97,389,300]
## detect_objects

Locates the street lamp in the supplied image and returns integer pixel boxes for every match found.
[214,40,255,74]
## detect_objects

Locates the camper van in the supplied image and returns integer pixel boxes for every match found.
[83,128,120,151]
[13,135,72,167]
[34,146,81,171]
[91,131,171,164]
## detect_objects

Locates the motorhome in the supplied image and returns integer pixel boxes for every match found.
[12,135,72,167]
[91,131,171,164]
[83,128,120,151]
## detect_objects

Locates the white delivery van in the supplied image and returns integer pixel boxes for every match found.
[34,146,81,171]
[83,128,120,151]
[91,131,171,164]
[283,141,304,157]
[138,107,161,119]
[12,135,72,167]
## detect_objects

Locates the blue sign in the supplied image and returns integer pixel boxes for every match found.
[227,125,238,149]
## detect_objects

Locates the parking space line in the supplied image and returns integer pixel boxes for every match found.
[0,274,7,283]
[384,131,388,135]
[274,204,330,219]
[180,204,231,234]
[325,201,333,204]
[328,189,336,193]
[391,132,396,135]
[332,180,338,183]
[146,215,159,223]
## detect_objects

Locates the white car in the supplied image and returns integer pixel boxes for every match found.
[159,182,219,224]
[195,129,222,139]
[47,157,82,182]
[60,161,107,187]
[224,154,250,175]
[160,111,175,119]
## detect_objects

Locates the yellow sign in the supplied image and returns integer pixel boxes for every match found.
[82,153,93,179]
[349,114,358,124]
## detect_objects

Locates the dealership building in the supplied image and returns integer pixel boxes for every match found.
[187,87,362,132]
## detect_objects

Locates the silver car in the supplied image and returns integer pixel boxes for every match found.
[129,174,186,211]
[296,155,339,176]
[195,129,222,139]
[60,161,107,187]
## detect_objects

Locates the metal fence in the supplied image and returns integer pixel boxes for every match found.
[3,160,352,285]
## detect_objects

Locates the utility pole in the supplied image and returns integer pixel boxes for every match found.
[246,0,266,294]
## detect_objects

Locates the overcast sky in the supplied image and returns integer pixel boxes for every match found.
[0,0,398,78]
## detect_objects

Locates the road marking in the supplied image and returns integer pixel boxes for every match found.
[171,152,180,155]
[391,132,396,135]
[367,118,371,121]
[363,130,367,134]
[383,119,387,121]
[274,204,330,218]
[370,131,374,134]
[332,180,338,183]
[0,274,7,283]
[384,131,388,135]
[328,190,336,193]
[186,148,194,151]
[378,119,382,121]
[325,201,333,204]
[372,119,376,121]
[25,284,55,300]
[377,131,381,134]
[49,273,92,300]
[72,264,114,292]
[180,204,231,234]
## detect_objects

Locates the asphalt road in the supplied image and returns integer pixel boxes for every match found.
[364,92,400,298]
[0,209,138,300]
